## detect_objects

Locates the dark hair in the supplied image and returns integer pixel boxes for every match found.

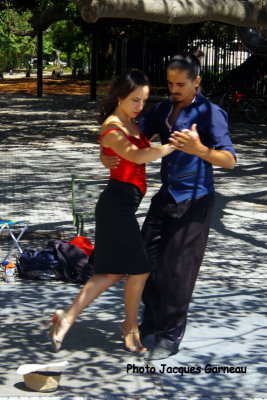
[98,68,150,124]
[167,50,204,80]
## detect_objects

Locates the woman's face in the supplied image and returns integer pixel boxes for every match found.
[119,85,150,119]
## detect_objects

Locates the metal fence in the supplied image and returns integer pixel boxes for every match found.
[115,35,267,97]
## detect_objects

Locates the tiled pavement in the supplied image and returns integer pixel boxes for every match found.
[0,93,266,399]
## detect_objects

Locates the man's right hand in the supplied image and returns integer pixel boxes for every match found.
[100,151,120,169]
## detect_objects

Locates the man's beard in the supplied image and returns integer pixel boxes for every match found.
[171,94,181,104]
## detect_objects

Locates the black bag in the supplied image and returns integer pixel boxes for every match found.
[47,240,94,284]
[16,249,66,281]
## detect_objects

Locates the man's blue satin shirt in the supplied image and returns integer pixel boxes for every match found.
[139,92,236,203]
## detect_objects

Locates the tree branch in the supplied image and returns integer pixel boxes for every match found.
[8,26,36,37]
[70,0,267,31]
[29,6,70,31]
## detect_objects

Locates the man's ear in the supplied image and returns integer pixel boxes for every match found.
[195,75,201,88]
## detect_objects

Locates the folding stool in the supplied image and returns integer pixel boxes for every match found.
[0,219,29,264]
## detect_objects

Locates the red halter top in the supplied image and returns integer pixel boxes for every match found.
[99,128,150,195]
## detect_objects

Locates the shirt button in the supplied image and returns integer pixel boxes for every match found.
[169,184,173,189]
[167,174,171,177]
[168,162,172,166]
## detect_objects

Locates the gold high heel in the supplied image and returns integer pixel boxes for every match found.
[120,322,147,353]
[47,309,66,353]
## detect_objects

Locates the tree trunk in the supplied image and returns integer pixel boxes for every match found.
[90,27,97,101]
[37,30,43,97]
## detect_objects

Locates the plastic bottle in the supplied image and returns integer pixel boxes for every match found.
[3,261,16,283]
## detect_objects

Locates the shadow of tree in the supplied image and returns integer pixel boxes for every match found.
[0,93,100,146]
[0,280,266,397]
[0,93,266,398]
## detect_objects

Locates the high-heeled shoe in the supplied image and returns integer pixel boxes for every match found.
[120,322,147,353]
[47,309,66,353]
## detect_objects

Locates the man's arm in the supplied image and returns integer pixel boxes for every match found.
[169,124,236,169]
[99,147,120,169]
[139,101,163,140]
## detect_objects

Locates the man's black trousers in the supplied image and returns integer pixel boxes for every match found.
[141,190,215,352]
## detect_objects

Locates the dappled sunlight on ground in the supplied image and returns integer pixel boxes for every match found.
[0,76,110,96]
[0,92,266,398]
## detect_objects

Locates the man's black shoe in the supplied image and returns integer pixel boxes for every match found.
[144,345,178,360]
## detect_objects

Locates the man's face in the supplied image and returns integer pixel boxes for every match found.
[167,68,201,105]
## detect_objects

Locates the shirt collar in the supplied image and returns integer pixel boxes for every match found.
[165,92,201,130]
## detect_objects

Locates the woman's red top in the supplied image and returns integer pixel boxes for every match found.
[99,128,151,195]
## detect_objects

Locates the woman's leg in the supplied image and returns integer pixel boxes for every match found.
[52,273,124,344]
[122,273,150,351]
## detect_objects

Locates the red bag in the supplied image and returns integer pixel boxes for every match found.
[69,236,94,257]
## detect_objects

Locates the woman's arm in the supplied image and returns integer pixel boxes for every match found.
[101,128,174,164]
[99,133,159,169]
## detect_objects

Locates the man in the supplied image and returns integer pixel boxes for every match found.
[139,51,236,360]
[101,51,236,360]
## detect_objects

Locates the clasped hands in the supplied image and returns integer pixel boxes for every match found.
[169,124,201,154]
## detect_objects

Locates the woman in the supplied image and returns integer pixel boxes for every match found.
[48,68,174,353]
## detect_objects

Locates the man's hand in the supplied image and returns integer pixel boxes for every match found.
[169,123,236,169]
[100,150,120,169]
[169,124,202,155]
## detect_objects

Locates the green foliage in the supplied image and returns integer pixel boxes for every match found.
[44,20,90,68]
[0,3,89,71]
[0,1,80,31]
[199,21,236,41]
[0,9,36,71]
[48,21,87,56]
[0,0,70,12]
[71,42,90,70]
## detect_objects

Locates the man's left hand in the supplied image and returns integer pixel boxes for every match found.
[169,124,203,155]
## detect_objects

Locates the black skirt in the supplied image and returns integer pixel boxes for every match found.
[93,179,151,275]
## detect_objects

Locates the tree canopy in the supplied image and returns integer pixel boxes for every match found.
[0,8,36,71]
[0,1,77,32]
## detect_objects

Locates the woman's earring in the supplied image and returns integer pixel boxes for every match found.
[118,100,121,106]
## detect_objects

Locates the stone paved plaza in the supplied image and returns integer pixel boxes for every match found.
[0,93,266,399]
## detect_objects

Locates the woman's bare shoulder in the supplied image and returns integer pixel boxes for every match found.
[100,117,125,135]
